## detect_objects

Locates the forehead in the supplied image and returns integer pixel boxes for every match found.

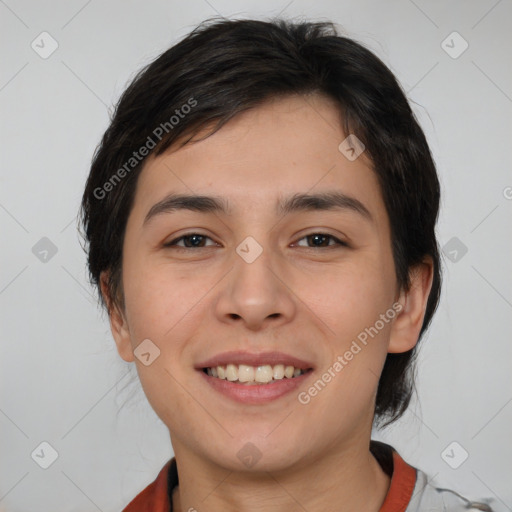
[129,94,387,226]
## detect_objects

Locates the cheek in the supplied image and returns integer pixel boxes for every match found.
[120,260,216,405]
[122,263,205,425]
[300,258,395,342]
[122,256,199,341]
[298,258,394,400]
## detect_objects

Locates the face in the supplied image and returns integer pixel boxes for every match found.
[104,93,431,472]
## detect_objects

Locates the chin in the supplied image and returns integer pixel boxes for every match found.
[204,434,308,474]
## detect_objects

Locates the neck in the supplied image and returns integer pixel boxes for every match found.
[171,436,390,512]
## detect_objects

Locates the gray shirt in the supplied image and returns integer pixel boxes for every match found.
[406,466,498,511]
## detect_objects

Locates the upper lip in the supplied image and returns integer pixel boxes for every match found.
[196,350,315,370]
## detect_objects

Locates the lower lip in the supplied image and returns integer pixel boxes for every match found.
[198,369,314,404]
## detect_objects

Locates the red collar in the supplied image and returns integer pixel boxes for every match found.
[122,459,172,512]
[122,446,417,511]
[379,449,417,512]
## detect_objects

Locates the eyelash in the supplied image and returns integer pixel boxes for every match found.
[164,232,348,250]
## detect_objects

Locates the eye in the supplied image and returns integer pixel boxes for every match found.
[294,233,347,248]
[163,232,347,251]
[164,233,218,249]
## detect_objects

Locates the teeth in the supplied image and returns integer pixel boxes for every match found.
[226,363,238,382]
[255,365,273,383]
[273,364,285,380]
[204,364,307,384]
[238,364,254,383]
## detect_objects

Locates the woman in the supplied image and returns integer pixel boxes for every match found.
[79,17,495,512]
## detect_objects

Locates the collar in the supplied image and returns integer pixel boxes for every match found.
[122,441,417,511]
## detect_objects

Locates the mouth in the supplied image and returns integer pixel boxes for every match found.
[195,351,315,404]
[201,364,313,385]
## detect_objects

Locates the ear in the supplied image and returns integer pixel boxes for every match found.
[100,271,135,362]
[388,257,434,353]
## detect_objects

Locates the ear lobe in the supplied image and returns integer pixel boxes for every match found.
[100,271,135,363]
[388,257,434,354]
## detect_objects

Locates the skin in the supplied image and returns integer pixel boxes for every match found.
[101,93,433,512]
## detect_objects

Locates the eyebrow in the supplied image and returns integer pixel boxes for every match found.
[143,191,373,226]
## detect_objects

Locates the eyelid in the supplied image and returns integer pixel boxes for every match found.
[163,231,218,248]
[293,232,348,248]
[164,231,348,249]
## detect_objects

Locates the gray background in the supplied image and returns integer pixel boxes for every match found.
[1,0,511,510]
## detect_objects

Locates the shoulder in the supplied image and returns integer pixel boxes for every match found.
[406,467,498,512]
[122,459,172,511]
[370,440,500,512]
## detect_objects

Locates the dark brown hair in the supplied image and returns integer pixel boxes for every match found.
[79,17,442,427]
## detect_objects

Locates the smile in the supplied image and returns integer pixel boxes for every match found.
[203,364,311,385]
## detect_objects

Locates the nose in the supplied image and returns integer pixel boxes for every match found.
[214,240,297,331]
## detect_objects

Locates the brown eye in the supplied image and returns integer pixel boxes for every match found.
[164,233,217,249]
[295,233,347,248]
